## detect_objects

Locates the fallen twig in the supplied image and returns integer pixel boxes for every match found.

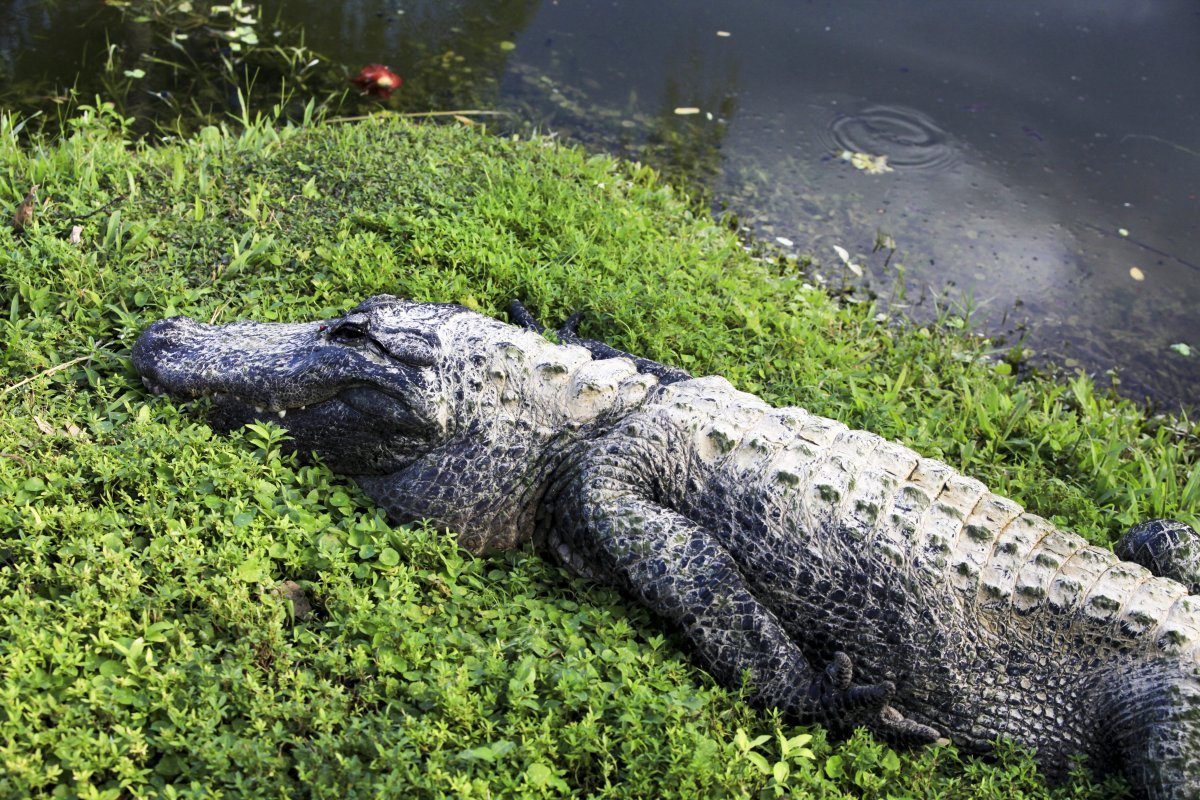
[2,343,110,397]
[326,109,512,124]
[56,193,128,224]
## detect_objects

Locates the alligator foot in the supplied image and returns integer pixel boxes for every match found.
[1116,519,1200,595]
[808,652,891,724]
[811,652,941,747]
[508,299,691,384]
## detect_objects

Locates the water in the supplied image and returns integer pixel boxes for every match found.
[4,1,1198,407]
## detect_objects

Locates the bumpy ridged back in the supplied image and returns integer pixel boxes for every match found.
[650,376,1200,662]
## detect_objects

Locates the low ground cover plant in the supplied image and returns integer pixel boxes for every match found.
[1,107,1195,798]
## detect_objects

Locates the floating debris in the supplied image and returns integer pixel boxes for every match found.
[838,149,893,174]
[833,244,864,276]
[1169,343,1193,357]
[350,64,402,98]
[775,236,794,247]
[716,30,732,37]
[1129,266,1145,281]
[1118,227,1130,237]
[674,107,701,115]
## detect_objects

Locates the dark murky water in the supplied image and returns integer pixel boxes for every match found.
[4,1,1198,407]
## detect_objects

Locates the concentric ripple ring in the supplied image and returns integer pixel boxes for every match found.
[824,102,958,171]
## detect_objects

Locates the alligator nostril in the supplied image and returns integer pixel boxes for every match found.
[133,316,208,374]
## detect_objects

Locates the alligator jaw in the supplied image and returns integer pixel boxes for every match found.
[140,377,303,416]
[137,374,407,426]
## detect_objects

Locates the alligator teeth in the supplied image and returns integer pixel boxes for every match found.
[140,377,165,395]
[277,409,286,419]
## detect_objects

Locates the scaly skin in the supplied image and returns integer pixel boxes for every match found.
[134,296,1200,798]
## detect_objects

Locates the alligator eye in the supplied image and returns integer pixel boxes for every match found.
[329,321,368,343]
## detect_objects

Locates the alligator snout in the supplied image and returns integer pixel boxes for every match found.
[132,312,442,420]
[132,316,210,395]
[133,314,329,409]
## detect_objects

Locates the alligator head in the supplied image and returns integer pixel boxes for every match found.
[135,294,661,551]
[133,295,458,475]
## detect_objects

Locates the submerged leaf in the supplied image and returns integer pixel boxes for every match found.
[839,149,894,174]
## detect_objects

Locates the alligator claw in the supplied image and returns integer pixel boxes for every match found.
[508,300,586,340]
[807,652,939,747]
[508,298,692,384]
[507,299,546,333]
[826,650,854,691]
[877,705,943,747]
[558,310,584,337]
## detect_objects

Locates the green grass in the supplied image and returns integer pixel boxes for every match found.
[1,104,1195,799]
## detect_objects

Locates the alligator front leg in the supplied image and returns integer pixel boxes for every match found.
[548,461,940,745]
[355,435,545,554]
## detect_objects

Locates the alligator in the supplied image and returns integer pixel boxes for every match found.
[133,295,1200,799]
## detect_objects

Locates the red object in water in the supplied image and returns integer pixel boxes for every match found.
[351,64,403,98]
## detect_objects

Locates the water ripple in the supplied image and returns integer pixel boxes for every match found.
[820,102,958,172]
